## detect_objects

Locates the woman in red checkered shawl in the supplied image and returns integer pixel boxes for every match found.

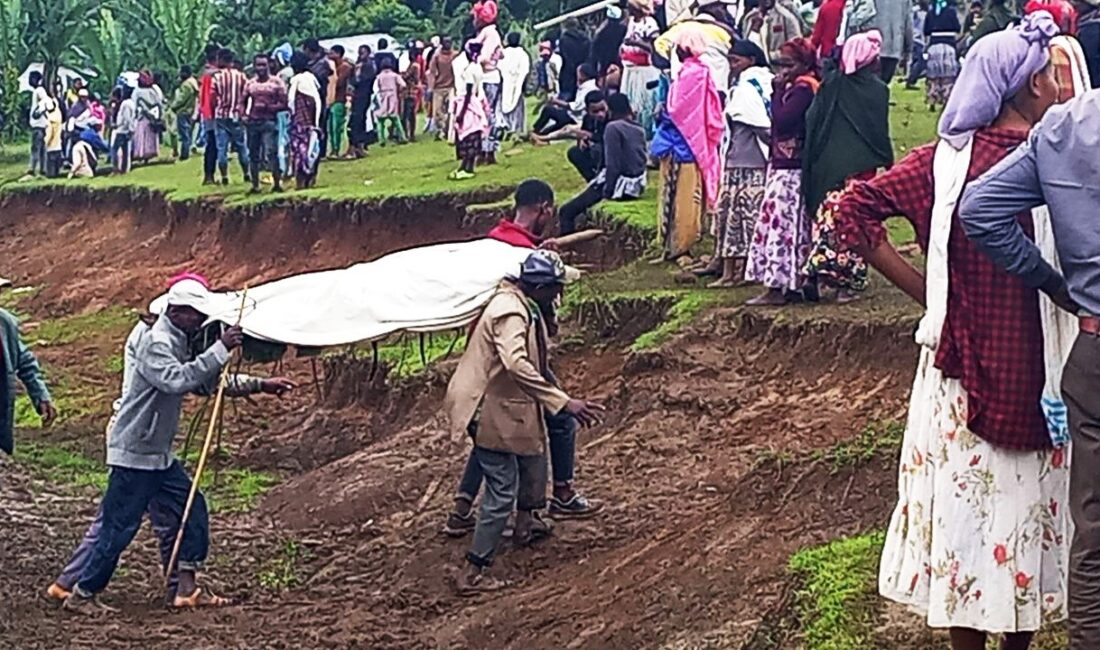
[831,13,1076,650]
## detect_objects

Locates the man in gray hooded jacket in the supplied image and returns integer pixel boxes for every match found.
[64,279,293,614]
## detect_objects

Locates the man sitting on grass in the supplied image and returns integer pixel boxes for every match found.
[530,63,601,142]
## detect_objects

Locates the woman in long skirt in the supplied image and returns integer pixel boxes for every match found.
[924,0,962,110]
[288,53,322,189]
[802,31,894,301]
[131,70,163,163]
[711,41,772,287]
[499,32,531,136]
[832,15,1072,650]
[745,39,820,305]
[619,0,661,135]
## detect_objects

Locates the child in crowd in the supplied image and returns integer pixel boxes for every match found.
[373,58,407,145]
[449,41,490,180]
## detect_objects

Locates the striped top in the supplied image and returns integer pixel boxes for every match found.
[212,68,248,120]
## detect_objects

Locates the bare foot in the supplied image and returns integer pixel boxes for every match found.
[172,587,233,608]
[707,277,738,288]
[745,289,788,307]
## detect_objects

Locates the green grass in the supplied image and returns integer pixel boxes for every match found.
[24,306,134,347]
[630,291,723,351]
[812,420,905,474]
[258,538,310,591]
[788,531,886,650]
[16,440,278,513]
[14,442,108,490]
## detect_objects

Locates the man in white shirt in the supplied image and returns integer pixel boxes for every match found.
[27,71,53,177]
[531,63,600,141]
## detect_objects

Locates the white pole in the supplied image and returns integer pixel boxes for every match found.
[534,0,618,31]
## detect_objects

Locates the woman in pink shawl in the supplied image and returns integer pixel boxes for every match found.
[651,37,724,260]
[745,38,820,305]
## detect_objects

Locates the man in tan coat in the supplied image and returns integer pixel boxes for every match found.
[446,250,603,595]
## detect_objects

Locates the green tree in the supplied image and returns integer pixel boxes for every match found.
[77,8,125,95]
[0,0,28,138]
[22,0,103,90]
[127,0,217,72]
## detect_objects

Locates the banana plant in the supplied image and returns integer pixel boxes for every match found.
[21,0,102,90]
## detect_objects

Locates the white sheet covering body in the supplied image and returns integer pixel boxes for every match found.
[150,238,563,348]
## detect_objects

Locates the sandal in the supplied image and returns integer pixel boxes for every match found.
[456,573,510,597]
[172,587,233,609]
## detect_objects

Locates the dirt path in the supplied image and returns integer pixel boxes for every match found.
[0,190,920,648]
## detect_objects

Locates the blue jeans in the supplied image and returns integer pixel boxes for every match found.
[111,133,131,173]
[57,497,180,596]
[214,117,250,178]
[74,460,209,595]
[457,411,576,503]
[177,114,194,161]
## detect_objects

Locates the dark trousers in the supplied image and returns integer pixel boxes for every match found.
[1063,332,1100,648]
[177,114,194,161]
[457,411,577,504]
[466,446,548,568]
[350,97,370,147]
[533,104,576,136]
[880,56,900,83]
[567,144,601,182]
[111,133,131,173]
[74,460,209,595]
[559,181,604,235]
[202,119,217,179]
[246,119,278,183]
[29,127,46,175]
[906,43,927,85]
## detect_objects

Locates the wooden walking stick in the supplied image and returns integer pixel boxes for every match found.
[165,288,249,586]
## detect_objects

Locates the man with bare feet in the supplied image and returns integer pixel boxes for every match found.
[63,279,295,614]
[445,251,604,595]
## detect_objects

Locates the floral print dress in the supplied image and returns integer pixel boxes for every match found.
[878,349,1069,632]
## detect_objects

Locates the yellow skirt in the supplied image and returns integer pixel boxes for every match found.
[657,159,703,259]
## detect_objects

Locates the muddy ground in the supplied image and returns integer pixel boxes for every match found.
[0,192,920,649]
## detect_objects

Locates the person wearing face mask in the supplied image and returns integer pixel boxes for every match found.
[831,14,1072,650]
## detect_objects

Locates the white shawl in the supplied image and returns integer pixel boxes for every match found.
[288,71,322,127]
[725,65,774,159]
[499,47,531,114]
[920,35,1089,447]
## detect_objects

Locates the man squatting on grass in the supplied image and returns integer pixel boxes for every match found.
[445,249,604,594]
[62,278,295,614]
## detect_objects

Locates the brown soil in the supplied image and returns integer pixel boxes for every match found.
[0,189,919,649]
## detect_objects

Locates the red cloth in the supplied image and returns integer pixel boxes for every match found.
[811,0,845,57]
[198,64,218,121]
[834,127,1048,451]
[487,219,539,248]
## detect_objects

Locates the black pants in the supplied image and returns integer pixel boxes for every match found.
[246,119,278,185]
[567,144,601,182]
[559,182,604,235]
[880,56,900,84]
[533,105,575,136]
[350,96,369,147]
[202,119,217,180]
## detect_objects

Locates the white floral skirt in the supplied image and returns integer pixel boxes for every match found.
[879,348,1070,633]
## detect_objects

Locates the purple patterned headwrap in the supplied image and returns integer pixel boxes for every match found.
[938,11,1059,148]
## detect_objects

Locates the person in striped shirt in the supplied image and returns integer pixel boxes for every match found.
[211,48,251,185]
